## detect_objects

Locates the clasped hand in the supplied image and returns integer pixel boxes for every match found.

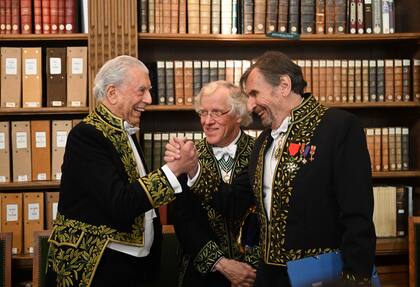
[164,137,198,177]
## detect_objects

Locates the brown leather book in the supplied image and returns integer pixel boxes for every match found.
[319,60,327,103]
[347,60,355,102]
[311,60,320,101]
[155,0,162,33]
[23,192,44,254]
[254,0,266,33]
[50,0,59,33]
[162,0,171,33]
[234,60,242,86]
[225,60,234,84]
[356,0,364,33]
[354,60,362,102]
[334,0,346,33]
[30,120,51,181]
[201,60,210,86]
[376,60,385,101]
[414,59,420,102]
[211,0,221,34]
[368,60,377,101]
[64,0,76,33]
[384,59,394,102]
[266,0,278,33]
[402,59,411,102]
[325,0,334,33]
[381,127,389,171]
[315,0,325,33]
[209,60,218,82]
[1,47,21,108]
[58,0,65,33]
[243,0,253,33]
[147,0,155,33]
[401,128,409,171]
[340,60,348,102]
[361,60,369,102]
[395,127,402,171]
[46,47,67,107]
[395,186,407,237]
[5,0,11,34]
[184,61,193,105]
[217,60,226,81]
[365,128,375,170]
[178,0,187,33]
[288,0,299,33]
[193,61,202,96]
[304,60,312,94]
[22,47,42,108]
[33,0,42,34]
[364,0,372,33]
[165,61,175,105]
[187,0,199,34]
[42,0,50,33]
[66,46,87,107]
[332,60,341,102]
[139,0,147,32]
[0,0,5,34]
[301,0,315,34]
[51,120,72,180]
[349,0,357,34]
[1,193,23,254]
[393,59,403,101]
[0,122,11,183]
[45,191,59,230]
[156,61,165,105]
[20,0,32,34]
[388,127,396,171]
[373,128,381,172]
[170,0,179,33]
[11,121,32,182]
[200,0,211,34]
[325,60,334,102]
[174,61,184,105]
[11,0,20,34]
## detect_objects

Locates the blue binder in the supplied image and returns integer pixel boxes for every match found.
[286,251,381,287]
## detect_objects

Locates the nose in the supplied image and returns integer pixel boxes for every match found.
[247,97,255,112]
[203,114,215,124]
[144,90,152,105]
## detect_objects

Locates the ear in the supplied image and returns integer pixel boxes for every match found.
[279,75,292,97]
[106,84,118,105]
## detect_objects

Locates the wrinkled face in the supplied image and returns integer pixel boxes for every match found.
[199,87,241,147]
[113,67,152,126]
[244,68,281,128]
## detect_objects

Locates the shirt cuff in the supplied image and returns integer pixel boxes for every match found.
[187,163,201,187]
[161,164,182,194]
[211,256,225,272]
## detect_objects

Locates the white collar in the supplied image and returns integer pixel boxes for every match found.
[271,116,290,139]
[212,131,241,160]
[123,121,140,136]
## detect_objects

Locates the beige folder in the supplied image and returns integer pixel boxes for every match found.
[67,47,88,107]
[22,47,42,108]
[1,193,23,254]
[1,47,22,108]
[72,118,83,127]
[51,120,72,180]
[31,120,51,181]
[45,191,59,229]
[11,121,32,182]
[0,122,11,183]
[23,192,44,254]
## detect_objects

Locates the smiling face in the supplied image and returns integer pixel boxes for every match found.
[107,67,152,126]
[199,86,241,147]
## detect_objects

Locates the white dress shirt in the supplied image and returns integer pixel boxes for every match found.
[263,117,290,220]
[107,121,182,257]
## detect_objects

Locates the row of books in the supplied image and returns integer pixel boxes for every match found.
[365,127,409,172]
[0,46,88,108]
[147,58,420,106]
[373,185,413,238]
[0,191,59,255]
[0,120,82,183]
[138,0,396,35]
[0,0,86,34]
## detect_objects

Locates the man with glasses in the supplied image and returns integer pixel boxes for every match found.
[166,80,258,287]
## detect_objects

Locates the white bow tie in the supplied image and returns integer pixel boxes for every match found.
[213,145,237,161]
[123,121,140,136]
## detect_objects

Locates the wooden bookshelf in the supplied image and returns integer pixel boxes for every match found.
[0,181,60,191]
[0,34,88,42]
[0,107,89,116]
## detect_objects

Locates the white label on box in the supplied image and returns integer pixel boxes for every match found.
[71,101,81,107]
[35,131,47,148]
[52,101,63,107]
[398,209,405,214]
[6,204,18,221]
[29,247,34,254]
[25,102,39,107]
[5,102,16,107]
[72,58,83,74]
[18,175,28,182]
[16,132,28,149]
[12,248,17,255]
[28,203,40,220]
[0,176,6,182]
[52,202,58,220]
[37,173,47,180]
[55,172,62,180]
[50,57,62,74]
[0,132,5,149]
[25,58,37,75]
[5,58,17,75]
[56,131,68,148]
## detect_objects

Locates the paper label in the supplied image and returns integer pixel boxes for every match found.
[5,58,17,75]
[50,57,62,74]
[56,131,68,148]
[16,132,28,149]
[0,132,5,149]
[6,204,18,221]
[72,58,84,74]
[35,132,47,148]
[25,58,37,75]
[28,203,40,220]
[52,202,58,220]
[37,173,47,180]
[18,175,28,182]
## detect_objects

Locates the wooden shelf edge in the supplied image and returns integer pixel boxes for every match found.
[372,170,420,178]
[0,107,89,115]
[138,32,420,43]
[0,33,88,41]
[0,181,60,191]
[376,237,408,255]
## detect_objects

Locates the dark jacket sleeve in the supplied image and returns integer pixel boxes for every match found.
[333,114,376,280]
[59,123,175,231]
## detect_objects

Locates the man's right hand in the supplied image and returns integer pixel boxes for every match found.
[214,257,256,287]
[165,137,198,177]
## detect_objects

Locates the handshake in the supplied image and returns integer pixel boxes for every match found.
[164,137,199,178]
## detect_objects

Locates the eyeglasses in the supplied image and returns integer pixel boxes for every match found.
[197,108,232,119]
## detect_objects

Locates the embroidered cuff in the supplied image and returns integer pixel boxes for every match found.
[193,240,224,275]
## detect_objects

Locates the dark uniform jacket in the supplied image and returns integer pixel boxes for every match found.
[174,131,259,287]
[47,104,176,286]
[250,94,376,281]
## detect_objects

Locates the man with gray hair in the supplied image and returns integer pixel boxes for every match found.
[46,55,197,286]
[166,80,258,287]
